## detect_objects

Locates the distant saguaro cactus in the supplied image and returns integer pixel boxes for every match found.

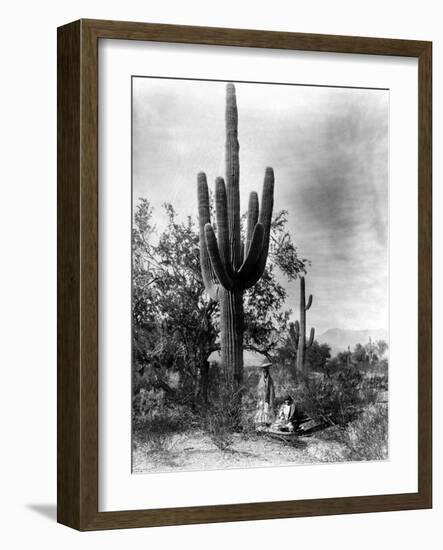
[346,345,352,366]
[197,83,274,391]
[296,276,315,372]
[287,320,300,378]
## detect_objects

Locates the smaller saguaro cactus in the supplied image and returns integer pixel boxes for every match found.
[346,345,352,366]
[287,320,300,378]
[367,336,376,363]
[296,276,315,373]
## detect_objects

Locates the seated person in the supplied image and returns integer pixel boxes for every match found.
[271,395,298,432]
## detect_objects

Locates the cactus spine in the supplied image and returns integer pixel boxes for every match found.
[296,276,315,372]
[197,83,274,390]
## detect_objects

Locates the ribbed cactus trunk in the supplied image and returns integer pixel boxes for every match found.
[197,83,274,395]
[296,276,315,373]
[220,289,243,385]
[220,83,243,387]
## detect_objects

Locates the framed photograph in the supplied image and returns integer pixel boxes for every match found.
[57,19,432,530]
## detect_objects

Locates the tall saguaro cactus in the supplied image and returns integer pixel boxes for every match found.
[197,83,274,390]
[296,276,315,372]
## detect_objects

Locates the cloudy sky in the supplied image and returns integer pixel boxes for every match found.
[133,77,389,335]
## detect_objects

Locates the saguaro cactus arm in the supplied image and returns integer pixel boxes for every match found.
[237,223,264,278]
[204,224,234,290]
[225,82,241,271]
[294,320,300,340]
[305,294,313,311]
[197,172,219,300]
[238,167,275,289]
[289,321,300,350]
[307,327,315,349]
[214,177,232,277]
[245,191,259,256]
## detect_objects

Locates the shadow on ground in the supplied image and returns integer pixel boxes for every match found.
[26,504,57,522]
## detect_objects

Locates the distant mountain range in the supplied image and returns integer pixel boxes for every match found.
[317,328,388,356]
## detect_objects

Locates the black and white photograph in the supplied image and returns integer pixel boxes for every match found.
[131,77,389,474]
[0,0,436,541]
[1,0,435,540]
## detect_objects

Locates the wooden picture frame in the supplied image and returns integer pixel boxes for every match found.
[57,19,432,530]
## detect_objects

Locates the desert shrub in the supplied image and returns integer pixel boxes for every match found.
[362,373,388,392]
[133,401,194,454]
[204,383,243,451]
[271,364,298,399]
[298,374,344,425]
[339,404,388,461]
[134,412,179,453]
[365,358,389,377]
[239,409,260,438]
[302,404,388,463]
[305,341,332,373]
[133,387,165,419]
[205,411,234,451]
[298,366,377,427]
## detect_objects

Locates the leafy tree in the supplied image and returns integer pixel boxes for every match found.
[276,335,331,378]
[242,209,308,358]
[132,199,307,410]
[133,200,217,408]
[352,343,367,364]
[305,341,331,373]
[376,340,388,358]
[274,322,298,370]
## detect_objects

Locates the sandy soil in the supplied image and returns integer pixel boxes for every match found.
[132,430,347,474]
